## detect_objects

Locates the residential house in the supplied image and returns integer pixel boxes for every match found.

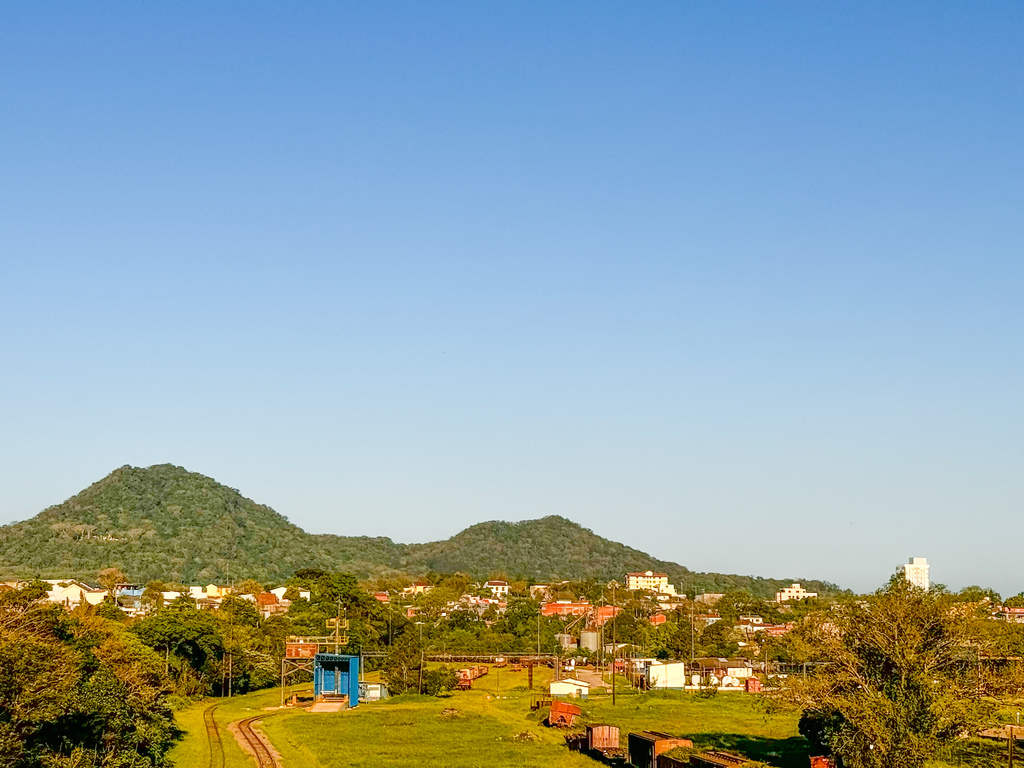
[402,581,433,596]
[485,580,509,598]
[256,592,289,618]
[44,580,107,610]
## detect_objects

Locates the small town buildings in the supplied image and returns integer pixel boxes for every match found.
[775,583,818,603]
[372,591,390,603]
[760,622,796,637]
[485,580,509,598]
[693,657,753,680]
[402,581,433,596]
[594,605,622,625]
[44,580,106,610]
[627,731,693,768]
[188,583,230,600]
[542,600,591,618]
[997,607,1024,623]
[550,677,590,699]
[529,584,550,599]
[256,592,289,618]
[649,613,667,626]
[269,586,311,601]
[897,557,930,590]
[626,571,677,595]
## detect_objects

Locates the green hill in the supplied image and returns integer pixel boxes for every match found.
[0,464,841,597]
[0,464,340,584]
[400,515,837,597]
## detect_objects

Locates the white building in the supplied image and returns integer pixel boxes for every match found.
[641,660,689,689]
[897,557,930,590]
[626,571,676,595]
[485,580,509,598]
[269,586,311,601]
[775,583,818,603]
[549,677,590,698]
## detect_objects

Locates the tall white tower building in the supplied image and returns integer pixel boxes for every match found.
[897,557,930,590]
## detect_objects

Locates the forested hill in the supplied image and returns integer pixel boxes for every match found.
[394,516,839,598]
[0,465,841,597]
[0,464,342,584]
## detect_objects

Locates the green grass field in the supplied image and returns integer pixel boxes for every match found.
[167,665,1009,768]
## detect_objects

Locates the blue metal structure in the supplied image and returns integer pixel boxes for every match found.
[313,653,360,707]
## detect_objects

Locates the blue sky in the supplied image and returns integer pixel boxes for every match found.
[1,3,1021,594]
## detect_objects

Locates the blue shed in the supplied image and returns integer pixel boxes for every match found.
[313,653,360,708]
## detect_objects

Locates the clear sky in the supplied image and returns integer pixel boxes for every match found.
[1,3,1021,595]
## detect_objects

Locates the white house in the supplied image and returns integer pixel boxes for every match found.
[485,580,509,598]
[269,586,311,601]
[549,678,590,699]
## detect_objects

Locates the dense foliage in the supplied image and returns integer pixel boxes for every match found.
[0,464,840,598]
[771,577,1019,768]
[0,583,176,768]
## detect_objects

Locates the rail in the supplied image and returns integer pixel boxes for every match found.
[237,715,277,768]
[203,704,224,768]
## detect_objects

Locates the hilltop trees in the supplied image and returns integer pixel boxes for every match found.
[773,577,1006,768]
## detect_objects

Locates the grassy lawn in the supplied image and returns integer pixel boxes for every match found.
[167,667,1012,768]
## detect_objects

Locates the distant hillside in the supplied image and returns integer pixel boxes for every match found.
[0,464,340,583]
[396,516,838,598]
[0,465,841,597]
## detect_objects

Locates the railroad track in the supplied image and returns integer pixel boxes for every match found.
[237,714,278,768]
[203,704,225,768]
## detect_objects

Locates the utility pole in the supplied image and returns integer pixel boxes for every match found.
[607,580,619,706]
[690,600,695,663]
[417,622,424,695]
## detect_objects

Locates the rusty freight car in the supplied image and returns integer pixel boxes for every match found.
[628,731,693,768]
[547,699,582,727]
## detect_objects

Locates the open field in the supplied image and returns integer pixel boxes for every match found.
[168,665,1010,768]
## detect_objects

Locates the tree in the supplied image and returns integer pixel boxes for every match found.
[699,621,740,658]
[381,628,421,695]
[421,665,459,696]
[97,567,127,597]
[235,579,264,597]
[771,577,1004,768]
